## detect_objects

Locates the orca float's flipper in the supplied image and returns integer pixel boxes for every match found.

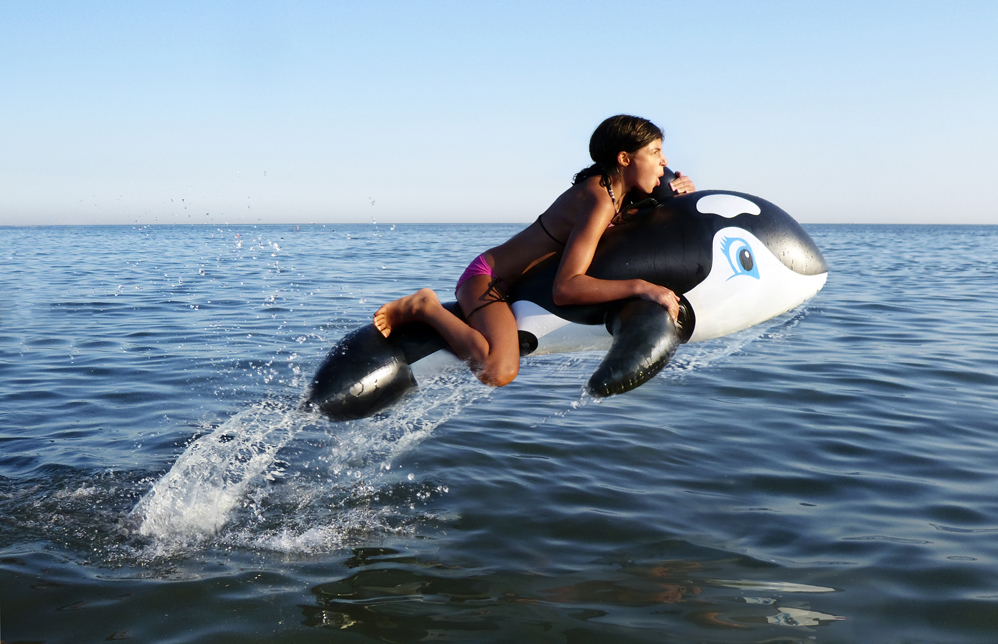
[306,324,417,421]
[587,299,687,397]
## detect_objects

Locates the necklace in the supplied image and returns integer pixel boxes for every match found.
[601,174,619,214]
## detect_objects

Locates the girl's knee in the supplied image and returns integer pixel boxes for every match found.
[477,358,519,388]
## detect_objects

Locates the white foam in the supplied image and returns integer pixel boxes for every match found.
[132,401,300,538]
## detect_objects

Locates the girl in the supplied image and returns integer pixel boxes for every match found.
[373,115,695,387]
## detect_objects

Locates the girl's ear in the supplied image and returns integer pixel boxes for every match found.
[617,150,631,167]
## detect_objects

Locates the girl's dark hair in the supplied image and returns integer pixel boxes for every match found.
[573,115,664,186]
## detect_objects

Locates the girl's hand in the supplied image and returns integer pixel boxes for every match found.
[669,171,695,195]
[637,281,680,322]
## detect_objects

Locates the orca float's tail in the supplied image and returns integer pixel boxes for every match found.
[306,305,463,420]
[305,325,418,421]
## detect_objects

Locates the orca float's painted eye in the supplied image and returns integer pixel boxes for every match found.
[720,236,760,280]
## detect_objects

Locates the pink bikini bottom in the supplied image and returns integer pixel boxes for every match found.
[455,253,498,296]
[455,254,510,318]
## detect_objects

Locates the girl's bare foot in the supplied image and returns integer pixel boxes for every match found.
[373,288,440,338]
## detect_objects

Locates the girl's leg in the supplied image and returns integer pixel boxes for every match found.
[374,288,488,361]
[456,275,520,387]
[372,278,520,387]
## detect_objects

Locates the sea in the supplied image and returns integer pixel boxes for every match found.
[1,222,996,643]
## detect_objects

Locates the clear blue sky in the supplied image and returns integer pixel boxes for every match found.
[2,1,996,225]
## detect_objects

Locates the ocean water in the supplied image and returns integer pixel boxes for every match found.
[1,222,996,643]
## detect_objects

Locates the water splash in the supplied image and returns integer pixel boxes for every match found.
[129,369,492,554]
[131,400,300,539]
[223,370,491,554]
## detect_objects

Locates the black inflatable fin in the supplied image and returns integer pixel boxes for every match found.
[587,299,685,397]
[306,324,417,421]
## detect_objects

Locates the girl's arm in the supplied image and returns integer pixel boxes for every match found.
[551,189,680,320]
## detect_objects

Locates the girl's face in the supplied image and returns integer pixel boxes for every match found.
[621,138,667,194]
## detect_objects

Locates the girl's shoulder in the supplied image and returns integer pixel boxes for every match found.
[562,175,609,204]
[546,177,615,225]
[573,175,615,213]
[574,173,605,191]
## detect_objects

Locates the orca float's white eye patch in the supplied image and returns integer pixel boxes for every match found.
[696,194,761,218]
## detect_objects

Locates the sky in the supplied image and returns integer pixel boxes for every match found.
[2,0,996,226]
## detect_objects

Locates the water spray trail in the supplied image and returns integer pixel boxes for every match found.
[131,400,299,539]
[130,370,493,552]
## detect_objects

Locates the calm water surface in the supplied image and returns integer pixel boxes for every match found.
[1,223,997,643]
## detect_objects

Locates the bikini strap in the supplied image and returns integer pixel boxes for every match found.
[537,214,566,247]
[464,278,510,319]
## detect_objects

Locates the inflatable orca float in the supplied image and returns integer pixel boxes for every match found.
[307,169,828,420]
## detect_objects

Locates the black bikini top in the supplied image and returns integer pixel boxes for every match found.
[537,212,566,246]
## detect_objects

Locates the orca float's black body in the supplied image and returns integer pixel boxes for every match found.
[307,172,827,420]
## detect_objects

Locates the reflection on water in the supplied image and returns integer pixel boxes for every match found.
[767,606,846,627]
[302,546,844,642]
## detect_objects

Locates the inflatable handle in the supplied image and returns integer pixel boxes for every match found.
[648,167,680,202]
